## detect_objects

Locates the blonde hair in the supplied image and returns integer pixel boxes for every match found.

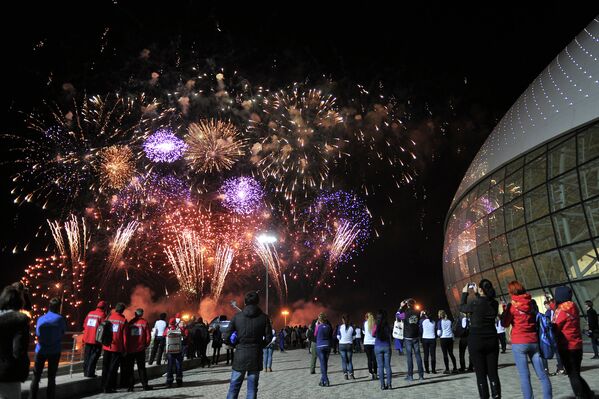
[438,310,447,319]
[366,312,375,332]
[318,312,327,323]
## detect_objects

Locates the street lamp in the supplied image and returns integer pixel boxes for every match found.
[256,233,277,315]
[281,309,290,327]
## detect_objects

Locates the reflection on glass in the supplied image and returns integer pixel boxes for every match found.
[512,257,542,290]
[524,185,549,222]
[549,137,576,178]
[525,146,546,163]
[507,227,531,260]
[488,208,505,238]
[488,182,504,210]
[584,198,599,237]
[491,235,510,266]
[505,169,524,202]
[549,170,580,212]
[535,250,568,286]
[572,280,599,310]
[477,242,493,271]
[553,205,590,246]
[467,248,479,275]
[496,264,517,294]
[505,198,525,231]
[577,123,599,164]
[560,241,599,280]
[506,157,525,177]
[476,218,489,246]
[524,155,547,192]
[527,216,557,254]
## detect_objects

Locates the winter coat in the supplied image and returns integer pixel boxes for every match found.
[553,301,583,351]
[35,311,66,355]
[224,304,272,372]
[125,316,151,353]
[102,311,127,353]
[501,293,539,344]
[399,309,421,339]
[212,328,223,349]
[82,307,106,345]
[0,310,30,382]
[459,292,498,338]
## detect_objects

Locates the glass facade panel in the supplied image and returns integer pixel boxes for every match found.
[505,198,525,231]
[512,257,542,290]
[578,123,599,164]
[553,205,590,246]
[524,185,549,222]
[579,158,599,200]
[524,155,547,192]
[549,137,576,178]
[490,235,510,266]
[507,226,531,260]
[505,169,524,202]
[560,241,599,280]
[444,122,599,321]
[527,216,557,254]
[534,250,568,286]
[549,170,580,211]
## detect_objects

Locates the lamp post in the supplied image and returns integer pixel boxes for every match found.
[256,233,277,315]
[281,309,290,327]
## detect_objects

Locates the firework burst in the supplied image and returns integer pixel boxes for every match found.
[98,145,136,190]
[254,235,286,304]
[211,244,235,302]
[220,176,264,215]
[143,128,187,163]
[185,120,246,173]
[164,229,207,302]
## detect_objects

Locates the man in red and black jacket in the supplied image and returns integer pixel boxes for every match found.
[82,301,107,378]
[122,308,152,392]
[101,302,127,393]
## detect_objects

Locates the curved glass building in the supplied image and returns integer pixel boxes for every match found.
[443,18,599,317]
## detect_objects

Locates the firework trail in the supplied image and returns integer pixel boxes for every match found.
[164,229,206,302]
[211,244,234,302]
[254,238,286,304]
[107,220,139,272]
[326,219,361,277]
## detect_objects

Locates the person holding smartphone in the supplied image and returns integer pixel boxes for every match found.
[460,280,501,399]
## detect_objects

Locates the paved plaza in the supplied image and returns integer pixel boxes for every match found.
[81,346,599,399]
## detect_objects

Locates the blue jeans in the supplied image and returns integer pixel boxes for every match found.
[166,353,183,384]
[375,344,392,388]
[227,369,260,399]
[339,343,354,374]
[316,347,330,384]
[512,343,552,399]
[263,346,274,369]
[404,338,424,377]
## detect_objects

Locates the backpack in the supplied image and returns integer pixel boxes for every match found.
[536,311,556,359]
[95,320,113,346]
[166,328,183,354]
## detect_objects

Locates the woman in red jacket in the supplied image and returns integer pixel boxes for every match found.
[552,286,593,399]
[501,281,551,399]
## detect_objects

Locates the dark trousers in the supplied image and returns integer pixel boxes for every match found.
[101,350,122,391]
[468,336,500,399]
[226,348,234,364]
[440,338,457,370]
[212,347,221,364]
[166,353,183,384]
[559,348,593,398]
[122,351,149,389]
[497,332,506,352]
[199,342,209,366]
[591,331,599,357]
[29,352,60,399]
[459,336,472,370]
[422,338,437,372]
[364,344,378,374]
[149,336,165,365]
[83,343,102,377]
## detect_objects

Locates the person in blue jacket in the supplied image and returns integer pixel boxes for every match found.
[29,297,67,399]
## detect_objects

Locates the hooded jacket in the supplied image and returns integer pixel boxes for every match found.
[501,293,538,344]
[0,310,29,383]
[82,307,106,345]
[125,316,151,353]
[553,301,583,351]
[102,311,127,353]
[224,304,272,372]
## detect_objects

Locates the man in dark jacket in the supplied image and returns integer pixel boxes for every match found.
[224,291,272,399]
[307,318,318,374]
[193,318,210,367]
[399,298,425,380]
[585,300,599,359]
[0,285,30,398]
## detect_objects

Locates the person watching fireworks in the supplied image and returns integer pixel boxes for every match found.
[101,302,127,394]
[148,313,167,366]
[315,312,333,387]
[122,308,152,392]
[82,301,107,378]
[399,299,425,381]
[165,317,184,388]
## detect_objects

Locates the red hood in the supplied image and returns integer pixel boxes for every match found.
[511,293,533,311]
[559,301,579,317]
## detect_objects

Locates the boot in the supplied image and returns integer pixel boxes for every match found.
[490,381,501,399]
[477,383,489,399]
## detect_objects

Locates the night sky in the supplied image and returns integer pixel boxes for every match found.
[1,2,598,321]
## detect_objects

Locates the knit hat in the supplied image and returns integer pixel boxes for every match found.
[554,286,572,305]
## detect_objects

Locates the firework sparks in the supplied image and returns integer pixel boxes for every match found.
[254,236,286,304]
[220,176,264,215]
[98,145,136,190]
[328,219,362,267]
[107,220,139,271]
[143,128,187,163]
[211,244,234,302]
[185,120,246,173]
[164,229,207,301]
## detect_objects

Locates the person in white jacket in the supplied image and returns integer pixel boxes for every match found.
[363,312,378,380]
[337,315,356,379]
[420,311,437,374]
[437,310,458,374]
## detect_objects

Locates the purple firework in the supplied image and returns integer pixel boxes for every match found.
[220,176,264,215]
[143,128,187,163]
